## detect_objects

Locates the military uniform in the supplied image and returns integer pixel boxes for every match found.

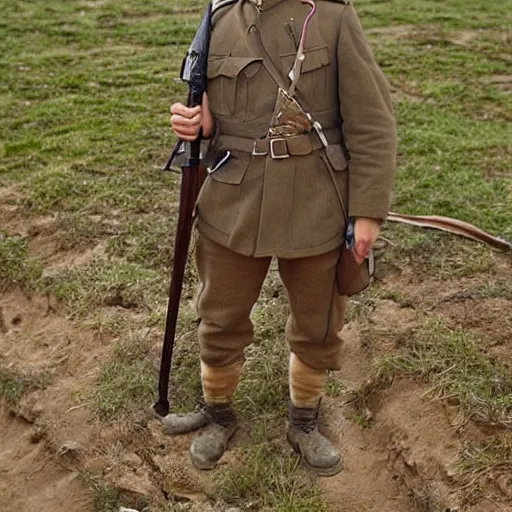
[182,0,396,474]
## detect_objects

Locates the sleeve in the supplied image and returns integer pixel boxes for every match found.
[337,4,397,220]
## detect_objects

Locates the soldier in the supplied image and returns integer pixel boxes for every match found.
[169,0,396,476]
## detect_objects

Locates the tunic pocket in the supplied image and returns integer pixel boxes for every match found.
[280,45,331,109]
[197,152,251,235]
[207,56,263,118]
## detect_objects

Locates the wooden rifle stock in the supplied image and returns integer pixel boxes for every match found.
[154,92,207,418]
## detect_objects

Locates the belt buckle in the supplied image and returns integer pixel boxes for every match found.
[252,140,268,156]
[270,138,290,159]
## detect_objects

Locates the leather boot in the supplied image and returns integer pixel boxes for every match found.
[190,403,238,470]
[287,403,343,476]
[159,410,208,435]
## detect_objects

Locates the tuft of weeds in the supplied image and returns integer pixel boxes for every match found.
[375,318,512,427]
[410,486,450,512]
[475,280,512,301]
[92,330,156,421]
[0,367,49,405]
[0,232,42,291]
[453,435,512,504]
[79,473,120,512]
[325,378,345,398]
[217,423,327,512]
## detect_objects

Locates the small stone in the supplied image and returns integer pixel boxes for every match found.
[84,457,107,473]
[121,452,143,468]
[57,441,82,456]
[119,508,140,512]
[29,428,45,444]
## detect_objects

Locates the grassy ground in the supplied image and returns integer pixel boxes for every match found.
[1,0,511,511]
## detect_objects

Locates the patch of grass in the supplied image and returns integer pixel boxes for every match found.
[79,473,120,512]
[42,258,164,315]
[475,280,512,300]
[409,486,448,512]
[378,224,498,279]
[375,318,512,428]
[92,483,120,512]
[454,435,512,503]
[0,367,49,405]
[0,369,27,404]
[92,329,156,420]
[217,422,327,512]
[325,378,345,398]
[106,213,176,271]
[351,411,373,429]
[167,339,203,413]
[378,290,415,308]
[356,0,512,30]
[55,212,118,251]
[0,232,42,291]
[235,293,289,419]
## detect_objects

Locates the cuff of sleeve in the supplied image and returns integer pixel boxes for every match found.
[348,202,390,222]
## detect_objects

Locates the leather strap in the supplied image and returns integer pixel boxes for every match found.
[218,128,342,156]
[387,213,512,252]
[235,2,313,111]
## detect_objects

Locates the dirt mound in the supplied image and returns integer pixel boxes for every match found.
[0,406,93,512]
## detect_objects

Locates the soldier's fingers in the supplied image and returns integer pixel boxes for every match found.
[172,124,200,137]
[171,113,202,127]
[170,103,201,119]
[173,128,199,141]
[352,248,365,265]
[177,133,198,141]
[354,240,370,261]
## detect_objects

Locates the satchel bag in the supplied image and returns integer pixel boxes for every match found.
[325,151,375,296]
[336,219,375,296]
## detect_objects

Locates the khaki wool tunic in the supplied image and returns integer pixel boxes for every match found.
[196,0,397,258]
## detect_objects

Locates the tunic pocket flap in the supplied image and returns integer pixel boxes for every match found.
[208,151,250,185]
[325,144,349,172]
[302,45,330,73]
[280,45,330,74]
[208,56,263,79]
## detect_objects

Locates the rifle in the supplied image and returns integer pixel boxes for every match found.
[153,2,213,418]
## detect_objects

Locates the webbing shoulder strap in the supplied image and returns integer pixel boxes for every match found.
[233,2,313,111]
[212,0,237,14]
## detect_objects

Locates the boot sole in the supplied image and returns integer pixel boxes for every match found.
[190,424,238,471]
[287,432,344,477]
[191,456,217,471]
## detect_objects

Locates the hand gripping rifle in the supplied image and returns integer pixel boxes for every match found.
[153,2,213,418]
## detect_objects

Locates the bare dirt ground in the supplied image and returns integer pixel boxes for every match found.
[2,199,511,512]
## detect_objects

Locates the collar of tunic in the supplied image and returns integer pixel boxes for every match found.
[248,0,287,12]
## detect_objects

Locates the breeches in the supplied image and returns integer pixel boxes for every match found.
[195,234,346,371]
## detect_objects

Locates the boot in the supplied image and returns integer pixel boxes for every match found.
[190,403,238,470]
[158,410,208,435]
[287,403,343,477]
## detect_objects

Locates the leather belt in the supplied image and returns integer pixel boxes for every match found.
[218,128,342,159]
